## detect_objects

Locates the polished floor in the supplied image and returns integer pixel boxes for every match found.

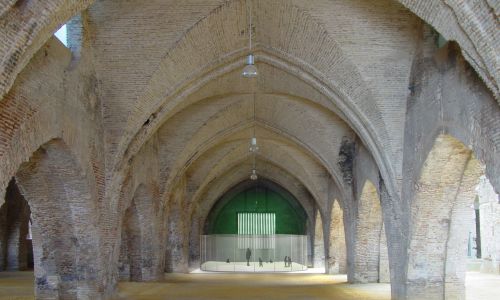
[0,271,499,300]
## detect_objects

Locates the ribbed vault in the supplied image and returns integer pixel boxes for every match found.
[0,0,499,299]
[135,85,355,209]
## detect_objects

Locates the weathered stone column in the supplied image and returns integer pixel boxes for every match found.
[379,181,407,299]
[406,135,475,300]
[378,224,390,283]
[444,157,482,299]
[328,200,347,274]
[352,181,383,283]
[165,200,189,273]
[313,211,325,269]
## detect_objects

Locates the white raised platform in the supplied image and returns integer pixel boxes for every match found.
[199,261,308,272]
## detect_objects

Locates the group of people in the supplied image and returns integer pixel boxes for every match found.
[284,256,292,267]
[244,248,293,268]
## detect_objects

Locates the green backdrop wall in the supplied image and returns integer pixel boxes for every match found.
[206,183,307,235]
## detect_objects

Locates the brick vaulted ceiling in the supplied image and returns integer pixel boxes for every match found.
[0,0,499,202]
[0,1,499,299]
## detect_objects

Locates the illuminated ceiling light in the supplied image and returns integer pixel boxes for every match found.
[250,169,258,181]
[242,0,257,78]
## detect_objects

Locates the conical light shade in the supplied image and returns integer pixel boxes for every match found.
[250,169,258,180]
[242,54,258,78]
[249,137,259,152]
[242,64,258,78]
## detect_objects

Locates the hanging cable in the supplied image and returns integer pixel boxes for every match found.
[242,0,258,78]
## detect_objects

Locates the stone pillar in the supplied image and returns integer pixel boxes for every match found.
[378,224,390,283]
[406,135,475,300]
[188,217,201,271]
[16,141,107,299]
[477,176,500,274]
[118,229,131,281]
[328,200,346,274]
[444,158,482,299]
[379,181,408,298]
[352,181,382,283]
[6,220,22,271]
[313,211,325,269]
[165,201,189,273]
[0,205,8,271]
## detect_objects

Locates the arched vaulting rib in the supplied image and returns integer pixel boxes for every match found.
[185,138,328,200]
[183,150,329,267]
[107,61,358,216]
[173,127,335,203]
[0,0,498,299]
[1,0,497,207]
[184,141,332,216]
[1,0,496,104]
[118,50,397,200]
[135,91,354,209]
[105,0,400,204]
[193,160,318,231]
[186,163,318,268]
[159,120,344,207]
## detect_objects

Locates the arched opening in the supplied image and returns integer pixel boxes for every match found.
[406,134,497,299]
[328,199,346,274]
[200,180,309,272]
[0,178,32,272]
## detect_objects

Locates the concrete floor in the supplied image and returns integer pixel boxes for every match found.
[114,273,389,300]
[0,271,499,300]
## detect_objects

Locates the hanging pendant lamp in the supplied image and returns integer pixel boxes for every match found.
[250,169,258,181]
[242,54,258,78]
[242,1,257,78]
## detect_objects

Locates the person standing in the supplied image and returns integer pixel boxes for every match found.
[246,248,252,266]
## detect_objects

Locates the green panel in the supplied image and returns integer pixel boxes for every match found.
[208,185,306,235]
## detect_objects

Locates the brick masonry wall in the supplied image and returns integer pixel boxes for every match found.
[0,1,498,300]
[328,200,347,274]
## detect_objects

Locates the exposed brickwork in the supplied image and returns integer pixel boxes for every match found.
[0,179,31,271]
[328,200,346,274]
[406,135,480,299]
[16,140,104,299]
[313,211,325,269]
[353,181,383,283]
[0,1,498,300]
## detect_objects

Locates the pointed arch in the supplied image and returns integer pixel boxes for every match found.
[406,134,484,299]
